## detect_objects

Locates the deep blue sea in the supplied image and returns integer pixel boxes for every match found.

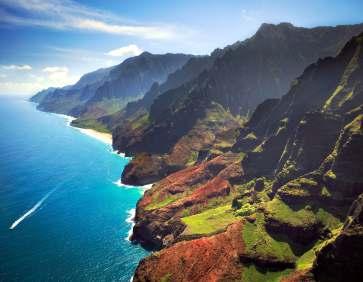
[0,96,148,281]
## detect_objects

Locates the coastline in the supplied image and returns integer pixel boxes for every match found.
[50,111,112,145]
[77,128,112,145]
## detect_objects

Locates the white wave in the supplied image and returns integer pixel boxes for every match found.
[113,179,153,194]
[51,113,76,126]
[110,149,127,158]
[9,187,57,230]
[125,208,136,241]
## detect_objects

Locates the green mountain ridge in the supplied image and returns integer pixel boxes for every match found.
[131,31,363,282]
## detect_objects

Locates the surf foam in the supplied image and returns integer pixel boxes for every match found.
[125,208,136,241]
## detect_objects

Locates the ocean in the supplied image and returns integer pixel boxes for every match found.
[0,96,148,281]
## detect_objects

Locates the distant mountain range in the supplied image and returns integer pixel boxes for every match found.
[31,52,192,131]
[31,22,363,282]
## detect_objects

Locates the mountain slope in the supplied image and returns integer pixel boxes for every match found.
[88,54,216,131]
[115,22,363,186]
[32,53,192,122]
[131,32,363,282]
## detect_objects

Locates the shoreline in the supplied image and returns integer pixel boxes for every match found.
[51,111,112,145]
[77,127,113,145]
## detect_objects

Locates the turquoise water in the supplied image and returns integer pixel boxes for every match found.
[0,96,148,281]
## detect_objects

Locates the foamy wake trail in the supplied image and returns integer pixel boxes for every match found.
[125,208,136,241]
[9,187,57,230]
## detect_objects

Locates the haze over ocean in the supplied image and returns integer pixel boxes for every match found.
[0,96,148,281]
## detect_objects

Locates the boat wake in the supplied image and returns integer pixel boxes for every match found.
[9,187,57,230]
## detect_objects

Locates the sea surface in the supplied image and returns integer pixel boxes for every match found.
[0,96,148,281]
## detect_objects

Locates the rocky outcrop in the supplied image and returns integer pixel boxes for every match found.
[133,221,245,282]
[131,154,243,249]
[118,102,241,185]
[313,194,363,282]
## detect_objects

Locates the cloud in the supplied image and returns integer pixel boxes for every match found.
[0,81,43,95]
[0,65,80,95]
[42,66,77,83]
[2,64,32,70]
[0,0,178,40]
[42,66,68,73]
[0,74,7,78]
[106,44,143,57]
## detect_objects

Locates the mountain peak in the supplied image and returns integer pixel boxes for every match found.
[257,22,295,34]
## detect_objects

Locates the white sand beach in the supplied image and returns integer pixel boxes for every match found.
[77,128,112,145]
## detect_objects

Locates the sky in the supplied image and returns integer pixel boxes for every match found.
[0,0,363,96]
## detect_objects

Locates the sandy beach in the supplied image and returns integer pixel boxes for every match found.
[77,128,112,145]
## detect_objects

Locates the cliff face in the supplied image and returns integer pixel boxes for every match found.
[313,194,363,282]
[115,23,363,186]
[98,55,216,131]
[132,33,363,281]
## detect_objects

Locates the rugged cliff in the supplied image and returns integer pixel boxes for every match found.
[116,22,363,186]
[131,32,363,282]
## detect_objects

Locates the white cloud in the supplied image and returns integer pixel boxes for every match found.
[42,66,78,84]
[42,66,68,73]
[0,81,43,95]
[106,44,143,57]
[0,0,179,40]
[2,64,32,70]
[0,66,80,96]
[0,74,7,78]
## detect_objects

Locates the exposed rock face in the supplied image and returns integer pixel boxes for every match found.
[131,154,243,249]
[133,221,245,282]
[118,102,241,185]
[313,194,363,282]
[121,153,176,186]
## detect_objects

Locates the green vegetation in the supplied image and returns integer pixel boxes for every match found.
[242,213,297,263]
[181,205,238,235]
[323,85,343,111]
[186,150,198,166]
[244,132,257,140]
[266,198,316,227]
[130,113,150,130]
[71,118,110,133]
[315,208,342,229]
[242,264,293,282]
[145,194,180,210]
[345,114,363,134]
[234,203,256,216]
[324,170,336,180]
[160,273,172,282]
[296,246,317,270]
